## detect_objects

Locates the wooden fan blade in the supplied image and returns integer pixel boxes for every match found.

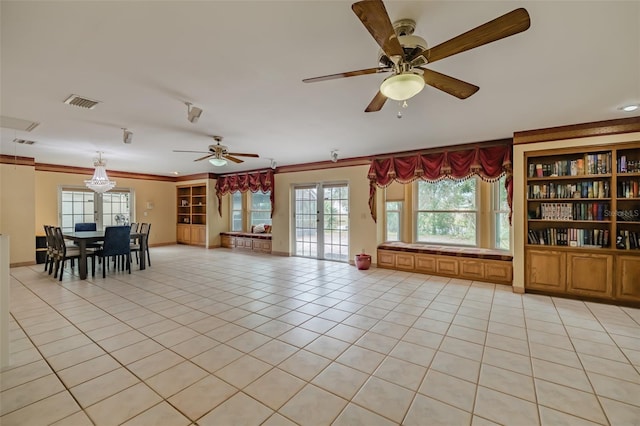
[194,154,215,162]
[352,0,404,61]
[420,68,479,99]
[425,8,530,64]
[223,155,244,164]
[365,91,388,112]
[226,152,260,158]
[173,150,211,154]
[303,67,390,83]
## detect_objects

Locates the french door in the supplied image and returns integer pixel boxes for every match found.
[59,187,133,232]
[293,183,349,261]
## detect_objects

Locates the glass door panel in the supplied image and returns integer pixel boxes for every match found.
[294,186,318,258]
[294,183,349,261]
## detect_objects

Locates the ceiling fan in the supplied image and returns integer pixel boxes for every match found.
[303,0,530,112]
[173,136,259,166]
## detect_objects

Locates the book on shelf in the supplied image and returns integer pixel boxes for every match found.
[528,227,609,248]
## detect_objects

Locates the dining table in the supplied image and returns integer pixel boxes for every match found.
[62,230,146,280]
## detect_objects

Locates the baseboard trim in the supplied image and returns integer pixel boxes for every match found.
[10,261,36,267]
[271,251,290,257]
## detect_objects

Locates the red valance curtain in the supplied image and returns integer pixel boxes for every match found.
[215,170,274,217]
[368,144,513,223]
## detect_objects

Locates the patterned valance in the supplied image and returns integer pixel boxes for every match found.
[215,170,274,217]
[368,144,513,223]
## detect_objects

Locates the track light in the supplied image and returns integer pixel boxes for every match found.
[122,128,133,144]
[270,159,277,169]
[331,150,338,163]
[185,102,203,123]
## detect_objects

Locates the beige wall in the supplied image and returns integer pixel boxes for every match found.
[271,165,378,263]
[512,131,640,293]
[0,164,36,265]
[34,171,177,246]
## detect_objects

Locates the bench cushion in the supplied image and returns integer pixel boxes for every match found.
[220,231,272,240]
[378,242,512,262]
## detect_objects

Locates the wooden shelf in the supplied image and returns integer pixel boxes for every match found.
[177,184,207,246]
[525,142,640,305]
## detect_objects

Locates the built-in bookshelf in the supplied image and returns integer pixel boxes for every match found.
[176,184,206,246]
[525,142,640,304]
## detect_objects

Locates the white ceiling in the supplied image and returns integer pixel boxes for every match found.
[1,1,639,177]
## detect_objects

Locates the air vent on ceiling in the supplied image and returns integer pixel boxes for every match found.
[13,138,35,145]
[64,94,100,109]
[0,115,40,132]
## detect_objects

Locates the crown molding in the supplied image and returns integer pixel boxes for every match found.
[514,116,640,145]
[0,154,35,166]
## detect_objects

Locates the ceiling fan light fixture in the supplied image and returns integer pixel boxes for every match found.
[380,73,425,101]
[209,157,227,167]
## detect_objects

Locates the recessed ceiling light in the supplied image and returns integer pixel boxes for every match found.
[620,104,639,112]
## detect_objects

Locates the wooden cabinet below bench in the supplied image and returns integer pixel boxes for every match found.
[221,232,272,253]
[377,243,513,285]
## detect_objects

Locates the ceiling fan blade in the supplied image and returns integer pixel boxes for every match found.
[194,154,215,162]
[303,67,390,83]
[173,150,211,154]
[224,155,244,164]
[420,68,479,99]
[352,0,404,61]
[365,91,388,112]
[227,152,260,158]
[423,8,530,64]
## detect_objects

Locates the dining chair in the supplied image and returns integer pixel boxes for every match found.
[52,226,96,281]
[43,225,58,274]
[130,222,151,266]
[96,226,131,278]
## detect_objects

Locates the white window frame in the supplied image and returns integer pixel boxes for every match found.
[414,178,479,247]
[59,186,134,232]
[249,190,272,227]
[230,192,243,231]
[493,175,512,251]
[385,201,402,242]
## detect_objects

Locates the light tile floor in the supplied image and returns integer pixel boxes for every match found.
[2,245,640,425]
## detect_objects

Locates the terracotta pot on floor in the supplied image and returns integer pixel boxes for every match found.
[355,253,371,270]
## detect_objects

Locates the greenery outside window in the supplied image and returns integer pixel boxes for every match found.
[494,176,511,250]
[250,191,272,226]
[231,192,243,231]
[385,201,402,241]
[416,179,478,246]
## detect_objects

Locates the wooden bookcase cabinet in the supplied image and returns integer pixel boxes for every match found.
[524,143,640,304]
[177,184,206,246]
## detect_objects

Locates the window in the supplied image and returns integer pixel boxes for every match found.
[249,191,272,226]
[385,201,402,241]
[416,179,478,246]
[494,175,511,250]
[231,192,243,231]
[60,187,133,232]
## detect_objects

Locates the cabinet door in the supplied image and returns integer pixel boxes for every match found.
[616,255,640,302]
[395,253,415,271]
[377,250,395,268]
[221,235,234,248]
[460,259,484,280]
[415,254,437,273]
[566,252,613,298]
[526,249,566,292]
[191,226,206,246]
[177,224,191,244]
[485,261,513,284]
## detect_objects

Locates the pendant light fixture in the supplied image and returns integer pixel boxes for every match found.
[84,151,116,193]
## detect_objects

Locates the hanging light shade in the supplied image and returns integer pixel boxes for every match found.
[380,73,425,101]
[84,152,116,193]
[209,157,227,167]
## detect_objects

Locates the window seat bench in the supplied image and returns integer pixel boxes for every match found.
[220,232,272,253]
[377,242,513,285]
